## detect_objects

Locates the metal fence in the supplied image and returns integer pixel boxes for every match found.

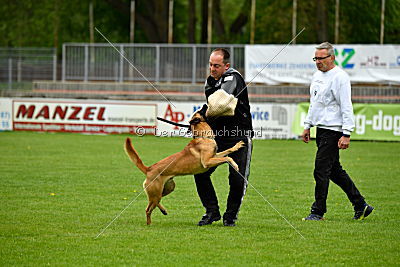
[1,45,399,103]
[62,43,245,83]
[0,48,57,89]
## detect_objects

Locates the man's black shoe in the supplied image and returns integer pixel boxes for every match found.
[223,219,236,227]
[302,213,324,221]
[197,212,221,226]
[353,204,374,220]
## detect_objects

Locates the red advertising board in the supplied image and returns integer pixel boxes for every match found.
[12,99,157,134]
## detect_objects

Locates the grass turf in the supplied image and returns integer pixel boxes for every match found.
[0,131,399,266]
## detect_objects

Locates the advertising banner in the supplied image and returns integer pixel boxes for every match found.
[156,102,297,139]
[12,99,157,134]
[251,103,297,139]
[156,102,203,137]
[245,45,400,85]
[0,98,12,131]
[4,97,399,141]
[293,103,400,141]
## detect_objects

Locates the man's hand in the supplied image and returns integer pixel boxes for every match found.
[338,136,350,149]
[302,129,310,143]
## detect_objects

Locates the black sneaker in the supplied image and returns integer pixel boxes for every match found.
[223,219,236,227]
[353,204,374,220]
[197,212,221,226]
[302,214,324,221]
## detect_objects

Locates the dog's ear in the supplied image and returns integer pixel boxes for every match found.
[198,104,208,117]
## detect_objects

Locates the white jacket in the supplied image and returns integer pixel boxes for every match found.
[304,66,355,135]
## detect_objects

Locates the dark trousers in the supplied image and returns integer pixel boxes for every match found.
[311,128,365,216]
[194,137,252,221]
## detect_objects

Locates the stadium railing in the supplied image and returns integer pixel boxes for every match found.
[0,47,57,90]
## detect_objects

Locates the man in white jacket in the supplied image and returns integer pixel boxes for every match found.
[302,42,374,221]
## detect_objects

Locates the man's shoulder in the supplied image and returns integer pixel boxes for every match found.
[332,66,350,81]
[222,74,235,82]
[205,75,217,90]
[224,71,245,87]
[224,68,244,79]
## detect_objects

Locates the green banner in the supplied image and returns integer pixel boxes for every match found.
[293,103,400,141]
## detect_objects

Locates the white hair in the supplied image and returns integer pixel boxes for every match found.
[316,42,334,56]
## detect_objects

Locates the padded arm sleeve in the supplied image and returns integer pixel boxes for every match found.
[206,89,238,117]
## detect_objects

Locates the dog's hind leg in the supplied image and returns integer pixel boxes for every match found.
[145,200,158,225]
[144,179,163,225]
[157,203,168,215]
[158,177,174,215]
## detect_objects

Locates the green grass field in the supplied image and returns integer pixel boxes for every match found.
[1,131,399,266]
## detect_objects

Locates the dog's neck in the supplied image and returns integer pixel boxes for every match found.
[192,131,215,140]
[192,123,215,140]
[193,135,215,140]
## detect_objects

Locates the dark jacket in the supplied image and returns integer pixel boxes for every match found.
[205,68,253,139]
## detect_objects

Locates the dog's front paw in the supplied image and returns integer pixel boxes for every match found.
[227,158,239,171]
[234,141,245,150]
[231,162,239,172]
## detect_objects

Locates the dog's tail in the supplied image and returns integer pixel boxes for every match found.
[124,138,149,174]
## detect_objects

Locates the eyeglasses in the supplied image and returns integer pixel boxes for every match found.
[313,55,331,61]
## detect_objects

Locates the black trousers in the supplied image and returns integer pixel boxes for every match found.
[311,128,365,216]
[194,136,252,221]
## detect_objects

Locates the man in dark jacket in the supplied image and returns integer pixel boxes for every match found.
[194,48,253,227]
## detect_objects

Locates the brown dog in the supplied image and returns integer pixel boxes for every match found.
[124,112,244,225]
